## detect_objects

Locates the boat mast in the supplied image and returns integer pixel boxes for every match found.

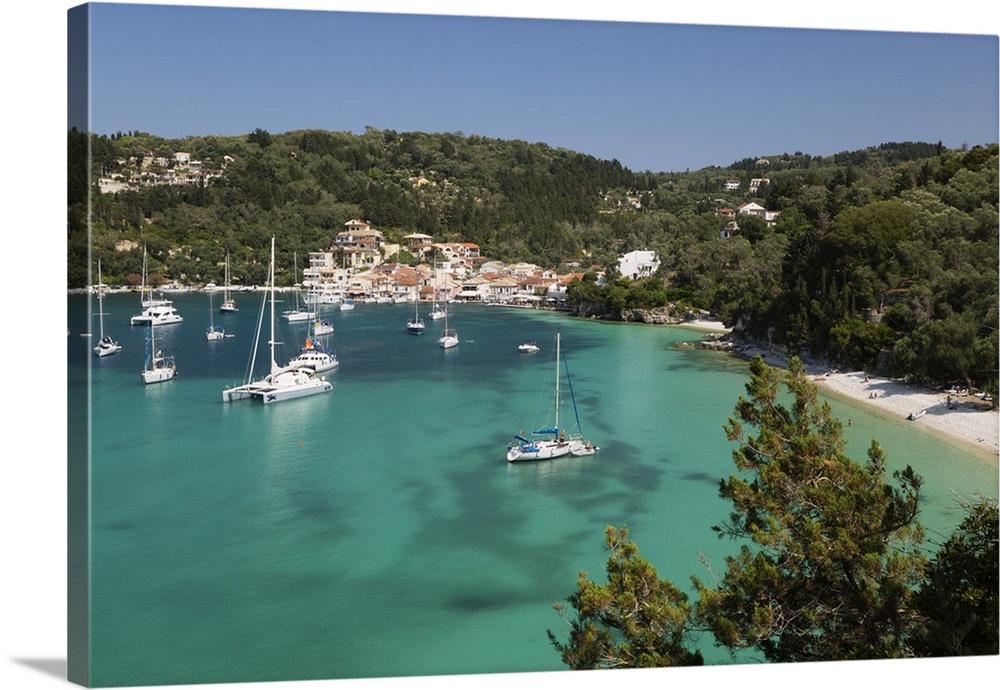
[555,331,561,432]
[147,318,155,371]
[97,259,105,339]
[269,236,278,376]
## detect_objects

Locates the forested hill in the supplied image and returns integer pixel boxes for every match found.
[68,128,998,394]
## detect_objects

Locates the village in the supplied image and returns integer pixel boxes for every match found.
[95,218,669,309]
[294,218,617,308]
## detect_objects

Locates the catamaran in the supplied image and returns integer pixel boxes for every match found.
[223,237,332,404]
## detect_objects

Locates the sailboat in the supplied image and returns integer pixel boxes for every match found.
[437,299,458,349]
[281,251,315,322]
[223,237,333,404]
[220,251,237,313]
[312,313,335,336]
[142,318,176,384]
[429,267,446,320]
[206,290,225,341]
[93,260,122,357]
[506,332,597,462]
[406,294,425,334]
[131,246,183,326]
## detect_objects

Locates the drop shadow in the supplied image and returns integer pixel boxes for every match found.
[12,657,67,680]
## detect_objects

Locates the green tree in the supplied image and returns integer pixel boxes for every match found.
[247,127,272,148]
[547,525,703,669]
[912,497,999,657]
[694,355,927,662]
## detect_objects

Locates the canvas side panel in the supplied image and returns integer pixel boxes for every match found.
[67,4,91,687]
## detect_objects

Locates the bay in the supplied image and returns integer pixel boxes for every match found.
[68,292,998,686]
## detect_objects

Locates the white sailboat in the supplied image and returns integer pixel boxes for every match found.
[437,300,458,349]
[312,316,334,336]
[142,318,176,384]
[281,251,315,322]
[206,290,225,341]
[93,260,122,357]
[429,267,446,320]
[406,295,425,334]
[223,237,333,404]
[220,251,237,313]
[506,332,598,462]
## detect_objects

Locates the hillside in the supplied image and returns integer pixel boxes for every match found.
[68,128,998,394]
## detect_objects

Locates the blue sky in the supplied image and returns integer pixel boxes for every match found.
[76,1,998,172]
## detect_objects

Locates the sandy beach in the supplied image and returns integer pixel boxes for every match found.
[734,344,999,457]
[677,324,999,457]
[680,319,731,332]
[813,370,998,456]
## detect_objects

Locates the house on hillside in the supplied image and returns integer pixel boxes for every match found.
[736,201,781,226]
[720,220,741,240]
[618,250,660,280]
[333,220,384,267]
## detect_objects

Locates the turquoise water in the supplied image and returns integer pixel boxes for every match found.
[69,293,998,686]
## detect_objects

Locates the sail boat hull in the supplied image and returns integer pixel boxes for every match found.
[94,337,122,357]
[281,310,315,322]
[223,368,331,402]
[143,360,176,384]
[506,439,572,462]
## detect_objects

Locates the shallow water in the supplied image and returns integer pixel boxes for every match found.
[69,293,998,685]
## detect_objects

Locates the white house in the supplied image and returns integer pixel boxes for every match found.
[618,250,660,280]
[737,201,781,226]
[736,201,767,217]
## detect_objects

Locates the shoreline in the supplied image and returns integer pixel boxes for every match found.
[731,344,999,458]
